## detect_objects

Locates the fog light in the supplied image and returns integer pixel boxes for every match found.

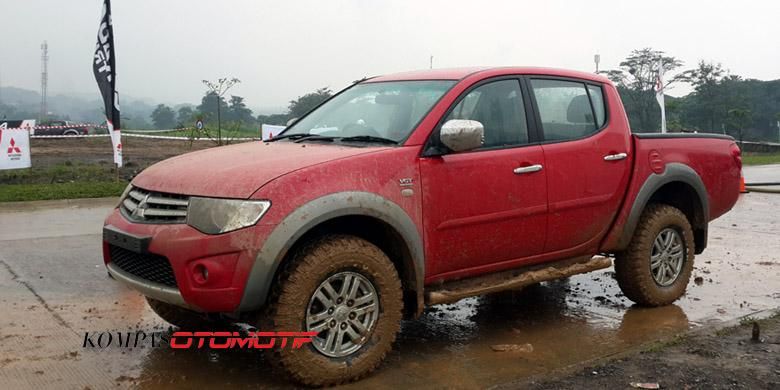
[187,253,239,289]
[193,263,209,285]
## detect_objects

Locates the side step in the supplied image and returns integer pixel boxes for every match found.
[425,255,612,305]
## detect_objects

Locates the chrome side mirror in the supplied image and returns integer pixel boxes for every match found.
[440,119,484,152]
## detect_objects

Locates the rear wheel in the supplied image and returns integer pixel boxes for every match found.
[615,204,695,306]
[263,235,403,386]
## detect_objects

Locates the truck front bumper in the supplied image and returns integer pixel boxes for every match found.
[103,208,274,313]
[106,261,190,308]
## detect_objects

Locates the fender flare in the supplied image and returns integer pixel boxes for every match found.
[616,163,709,250]
[237,191,424,312]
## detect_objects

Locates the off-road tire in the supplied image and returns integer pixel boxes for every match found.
[615,204,695,306]
[263,235,403,387]
[146,297,216,329]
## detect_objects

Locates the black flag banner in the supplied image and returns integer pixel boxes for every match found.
[93,0,122,167]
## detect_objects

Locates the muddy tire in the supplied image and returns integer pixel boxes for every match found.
[146,297,215,329]
[263,235,403,387]
[615,204,695,306]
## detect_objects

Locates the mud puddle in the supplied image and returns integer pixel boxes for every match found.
[1,193,778,388]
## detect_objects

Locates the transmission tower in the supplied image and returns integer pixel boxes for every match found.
[40,41,49,120]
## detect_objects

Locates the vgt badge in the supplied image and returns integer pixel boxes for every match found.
[132,194,151,218]
[399,178,413,187]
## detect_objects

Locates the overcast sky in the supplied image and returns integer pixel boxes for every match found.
[1,0,778,109]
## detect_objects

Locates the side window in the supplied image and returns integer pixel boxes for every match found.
[445,79,528,148]
[587,84,606,128]
[530,79,600,141]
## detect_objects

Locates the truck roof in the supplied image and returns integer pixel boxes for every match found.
[368,67,611,84]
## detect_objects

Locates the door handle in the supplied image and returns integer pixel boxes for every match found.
[603,152,628,161]
[513,164,543,174]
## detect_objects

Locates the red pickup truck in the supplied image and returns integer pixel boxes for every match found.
[103,67,741,385]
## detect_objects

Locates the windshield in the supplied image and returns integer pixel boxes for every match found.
[283,80,456,143]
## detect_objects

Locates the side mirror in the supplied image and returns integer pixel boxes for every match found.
[440,119,484,152]
[286,117,299,127]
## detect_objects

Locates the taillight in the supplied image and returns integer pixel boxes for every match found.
[730,143,742,170]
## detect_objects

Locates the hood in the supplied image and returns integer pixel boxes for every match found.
[132,141,387,198]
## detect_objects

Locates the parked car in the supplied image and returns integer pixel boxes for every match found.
[36,120,90,136]
[102,67,741,386]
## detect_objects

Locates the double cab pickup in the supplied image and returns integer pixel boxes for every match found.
[103,67,741,385]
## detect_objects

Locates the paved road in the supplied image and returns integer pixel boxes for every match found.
[0,189,778,389]
[743,163,780,184]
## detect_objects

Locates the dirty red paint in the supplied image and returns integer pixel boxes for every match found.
[103,67,741,312]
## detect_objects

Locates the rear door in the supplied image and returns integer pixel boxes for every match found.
[420,78,548,279]
[527,78,631,254]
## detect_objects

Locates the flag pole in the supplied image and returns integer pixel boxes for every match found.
[655,60,667,133]
[94,0,123,171]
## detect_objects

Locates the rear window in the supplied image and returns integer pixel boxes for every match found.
[587,84,606,128]
[530,79,606,142]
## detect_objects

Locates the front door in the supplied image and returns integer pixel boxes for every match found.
[420,78,548,280]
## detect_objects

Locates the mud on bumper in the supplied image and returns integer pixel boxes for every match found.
[106,261,191,308]
[102,209,273,313]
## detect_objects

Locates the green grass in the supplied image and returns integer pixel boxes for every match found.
[0,181,127,202]
[743,153,780,166]
[123,126,261,140]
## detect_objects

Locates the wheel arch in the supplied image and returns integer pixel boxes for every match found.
[617,163,709,254]
[238,191,425,317]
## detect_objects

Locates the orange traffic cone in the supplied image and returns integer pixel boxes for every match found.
[740,175,748,194]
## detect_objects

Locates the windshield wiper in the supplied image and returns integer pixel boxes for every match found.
[267,133,337,143]
[293,135,336,143]
[265,133,312,142]
[339,135,397,144]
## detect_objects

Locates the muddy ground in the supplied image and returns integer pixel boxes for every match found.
[30,136,215,169]
[522,314,780,390]
[0,137,220,184]
[0,166,778,389]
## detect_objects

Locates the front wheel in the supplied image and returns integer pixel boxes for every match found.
[615,204,695,306]
[263,235,403,386]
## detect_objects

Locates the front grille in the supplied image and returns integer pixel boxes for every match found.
[109,245,178,288]
[120,186,189,223]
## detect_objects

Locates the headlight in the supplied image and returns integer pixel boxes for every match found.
[117,183,133,208]
[187,197,271,234]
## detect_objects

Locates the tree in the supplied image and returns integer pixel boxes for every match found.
[603,48,690,131]
[682,61,727,131]
[201,77,240,145]
[288,87,332,119]
[196,91,228,119]
[177,106,194,126]
[257,113,290,126]
[151,104,176,129]
[775,112,780,142]
[727,108,752,143]
[227,95,254,124]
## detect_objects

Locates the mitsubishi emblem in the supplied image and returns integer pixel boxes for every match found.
[132,194,151,218]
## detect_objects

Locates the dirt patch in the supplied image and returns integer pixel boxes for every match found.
[2,137,235,184]
[522,313,780,389]
[30,136,216,169]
